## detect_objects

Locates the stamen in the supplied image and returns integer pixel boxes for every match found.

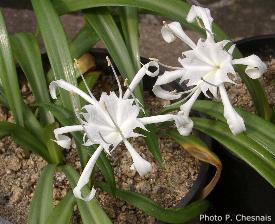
[74,58,97,101]
[99,132,112,145]
[201,77,218,87]
[106,56,123,98]
[125,85,145,114]
[149,58,183,70]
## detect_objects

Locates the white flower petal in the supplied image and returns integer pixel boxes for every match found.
[174,111,194,136]
[161,22,196,49]
[54,125,83,149]
[152,85,182,100]
[232,55,267,79]
[49,80,96,104]
[219,85,246,135]
[139,114,175,125]
[124,139,152,177]
[123,61,159,99]
[187,6,214,37]
[180,88,201,117]
[73,146,104,201]
[155,70,184,86]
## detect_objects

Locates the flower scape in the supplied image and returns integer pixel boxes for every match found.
[51,5,267,202]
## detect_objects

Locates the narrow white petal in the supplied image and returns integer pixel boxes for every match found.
[54,125,83,149]
[180,88,201,117]
[232,55,267,79]
[187,6,214,36]
[123,61,159,99]
[73,146,104,201]
[161,22,196,49]
[124,139,152,177]
[219,85,246,135]
[139,114,175,125]
[152,85,182,100]
[174,111,194,136]
[49,80,96,104]
[155,70,184,86]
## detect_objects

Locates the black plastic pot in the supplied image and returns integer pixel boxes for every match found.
[204,35,275,222]
[0,1,32,10]
[89,48,210,223]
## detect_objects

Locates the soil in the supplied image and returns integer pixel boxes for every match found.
[0,73,200,224]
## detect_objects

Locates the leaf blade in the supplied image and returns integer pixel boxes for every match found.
[0,10,24,126]
[46,191,75,224]
[27,164,56,224]
[193,117,275,187]
[31,0,77,110]
[11,32,54,124]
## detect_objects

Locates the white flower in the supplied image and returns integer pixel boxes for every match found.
[153,5,267,135]
[50,59,183,201]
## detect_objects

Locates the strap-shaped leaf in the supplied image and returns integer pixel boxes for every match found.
[98,181,209,224]
[193,117,275,187]
[46,191,75,224]
[0,122,50,161]
[27,164,56,224]
[31,0,77,110]
[62,165,112,224]
[0,84,8,107]
[47,24,100,83]
[119,7,140,71]
[84,8,143,101]
[0,10,24,126]
[43,123,64,164]
[52,0,271,119]
[70,24,100,59]
[193,100,275,158]
[165,129,221,199]
[11,32,54,125]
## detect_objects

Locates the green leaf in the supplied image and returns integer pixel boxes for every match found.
[62,165,112,224]
[193,117,275,187]
[46,191,75,224]
[53,0,271,119]
[119,7,140,71]
[0,122,50,161]
[84,8,143,101]
[0,84,8,107]
[27,164,56,224]
[31,0,77,110]
[193,100,275,158]
[47,24,100,83]
[70,24,100,59]
[43,123,64,164]
[0,10,24,126]
[11,32,54,125]
[98,182,209,224]
[165,129,221,199]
